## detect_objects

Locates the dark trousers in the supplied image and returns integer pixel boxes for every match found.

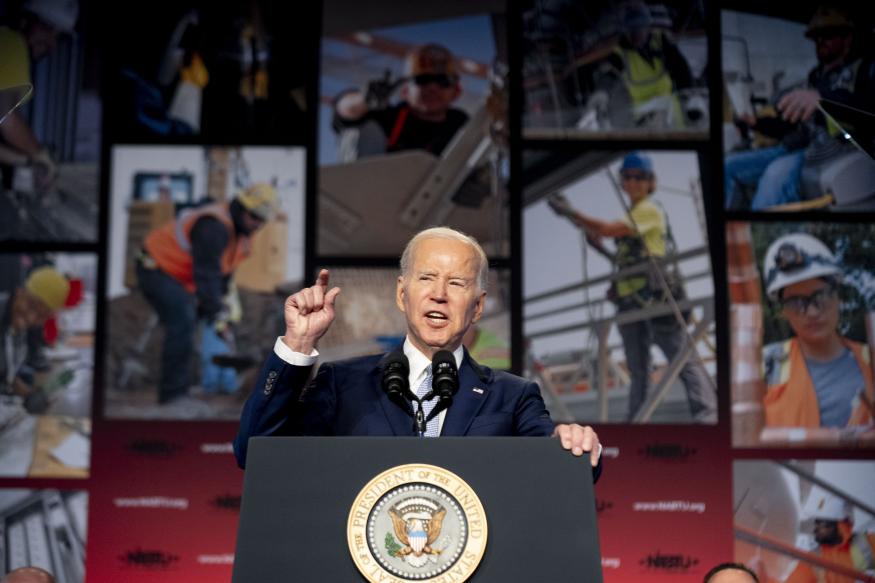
[619,313,717,423]
[136,263,196,403]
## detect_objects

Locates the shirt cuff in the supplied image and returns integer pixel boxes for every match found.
[273,337,319,366]
[597,442,603,460]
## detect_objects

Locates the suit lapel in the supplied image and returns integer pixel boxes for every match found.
[373,351,416,436]
[441,352,492,436]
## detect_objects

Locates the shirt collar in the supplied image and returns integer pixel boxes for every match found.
[403,337,464,379]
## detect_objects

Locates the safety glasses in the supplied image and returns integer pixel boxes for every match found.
[413,74,454,88]
[619,171,649,181]
[780,285,837,315]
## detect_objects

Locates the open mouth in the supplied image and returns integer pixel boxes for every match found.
[424,311,448,325]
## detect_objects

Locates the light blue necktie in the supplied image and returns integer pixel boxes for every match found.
[414,368,440,437]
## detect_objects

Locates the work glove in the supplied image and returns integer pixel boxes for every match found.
[547,192,575,219]
[365,70,403,110]
[200,321,237,394]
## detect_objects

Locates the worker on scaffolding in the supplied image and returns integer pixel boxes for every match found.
[548,151,716,423]
[0,0,79,195]
[724,4,875,210]
[600,1,693,129]
[333,43,469,160]
[1,265,81,414]
[761,492,875,583]
[761,233,874,429]
[136,183,276,413]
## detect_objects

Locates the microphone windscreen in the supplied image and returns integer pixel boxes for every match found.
[431,350,459,397]
[382,352,410,400]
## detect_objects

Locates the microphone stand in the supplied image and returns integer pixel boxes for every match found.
[413,396,427,437]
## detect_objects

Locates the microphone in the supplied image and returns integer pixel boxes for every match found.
[425,350,459,423]
[381,352,411,409]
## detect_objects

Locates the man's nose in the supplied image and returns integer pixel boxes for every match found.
[429,280,448,301]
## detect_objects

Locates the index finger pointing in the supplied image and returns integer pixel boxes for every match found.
[315,269,330,290]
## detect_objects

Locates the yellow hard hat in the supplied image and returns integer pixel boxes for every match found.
[236,183,277,220]
[25,266,70,311]
[805,5,853,38]
[405,44,459,79]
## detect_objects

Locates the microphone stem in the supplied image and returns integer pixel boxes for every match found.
[415,401,426,437]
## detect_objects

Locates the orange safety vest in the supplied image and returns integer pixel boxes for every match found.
[782,522,875,583]
[763,337,874,428]
[143,203,251,294]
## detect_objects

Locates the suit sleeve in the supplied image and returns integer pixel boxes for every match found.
[514,379,603,483]
[234,352,318,468]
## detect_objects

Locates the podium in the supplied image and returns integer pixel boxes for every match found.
[233,437,603,582]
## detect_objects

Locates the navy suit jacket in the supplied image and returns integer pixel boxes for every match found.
[234,348,601,481]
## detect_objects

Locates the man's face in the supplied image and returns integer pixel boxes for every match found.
[708,569,758,583]
[620,169,653,203]
[813,519,843,546]
[239,209,267,236]
[25,19,59,61]
[811,29,853,66]
[403,75,461,117]
[11,288,54,332]
[625,28,650,49]
[396,237,485,359]
[779,278,840,345]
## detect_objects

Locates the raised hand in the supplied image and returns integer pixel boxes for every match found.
[281,269,341,354]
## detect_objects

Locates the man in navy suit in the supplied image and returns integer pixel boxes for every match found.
[234,227,601,478]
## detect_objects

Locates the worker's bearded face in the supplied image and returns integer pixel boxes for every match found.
[813,519,842,546]
[396,237,485,359]
[812,30,852,68]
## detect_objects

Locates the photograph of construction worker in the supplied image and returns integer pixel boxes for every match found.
[524,150,715,424]
[0,488,87,581]
[722,5,875,211]
[0,0,100,242]
[106,0,311,142]
[756,229,875,433]
[734,460,875,583]
[310,267,511,369]
[0,253,96,478]
[521,0,708,139]
[105,145,305,420]
[318,4,511,257]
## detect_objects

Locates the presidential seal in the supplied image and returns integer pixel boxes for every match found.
[348,464,487,583]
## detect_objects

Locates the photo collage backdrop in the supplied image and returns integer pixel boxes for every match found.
[0,0,872,581]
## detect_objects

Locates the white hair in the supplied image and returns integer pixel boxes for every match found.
[399,227,489,289]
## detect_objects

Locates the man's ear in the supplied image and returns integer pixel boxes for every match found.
[471,290,486,323]
[396,276,407,314]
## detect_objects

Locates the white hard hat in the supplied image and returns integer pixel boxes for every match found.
[763,233,842,300]
[23,0,79,33]
[799,491,853,532]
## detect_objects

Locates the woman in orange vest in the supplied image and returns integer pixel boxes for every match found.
[137,184,275,410]
[761,233,874,428]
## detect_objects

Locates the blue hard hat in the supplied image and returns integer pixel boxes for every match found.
[620,152,654,174]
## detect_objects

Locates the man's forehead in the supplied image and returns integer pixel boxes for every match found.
[411,238,478,264]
